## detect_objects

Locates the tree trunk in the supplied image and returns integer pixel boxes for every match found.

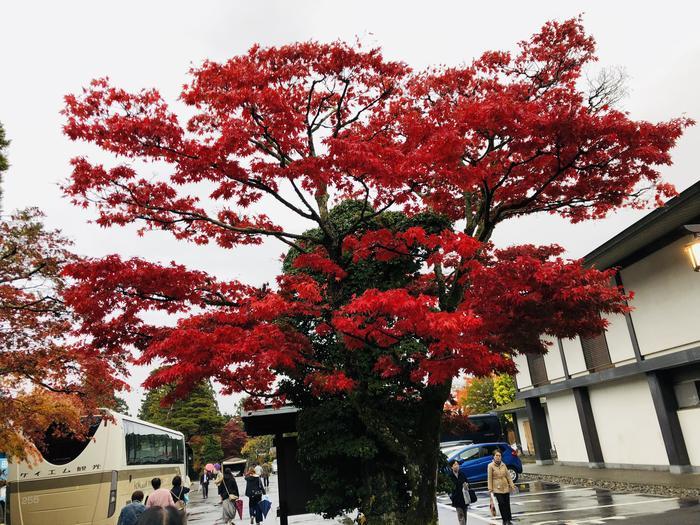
[363,381,451,525]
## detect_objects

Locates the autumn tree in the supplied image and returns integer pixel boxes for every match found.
[464,376,496,414]
[241,435,275,464]
[220,417,248,458]
[61,18,690,524]
[0,208,121,460]
[493,374,516,408]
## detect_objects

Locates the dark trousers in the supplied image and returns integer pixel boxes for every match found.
[201,483,209,498]
[249,495,262,523]
[494,492,511,523]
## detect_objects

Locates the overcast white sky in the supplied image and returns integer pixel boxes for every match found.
[1,1,698,416]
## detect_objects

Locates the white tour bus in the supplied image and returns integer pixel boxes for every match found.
[7,410,189,525]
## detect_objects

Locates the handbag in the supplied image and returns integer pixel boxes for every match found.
[462,482,477,504]
[489,493,497,517]
[173,487,186,511]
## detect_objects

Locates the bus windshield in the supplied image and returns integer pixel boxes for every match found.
[40,415,103,465]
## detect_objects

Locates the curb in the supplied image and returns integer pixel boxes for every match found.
[521,472,700,500]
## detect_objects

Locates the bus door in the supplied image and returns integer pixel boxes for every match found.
[88,418,115,524]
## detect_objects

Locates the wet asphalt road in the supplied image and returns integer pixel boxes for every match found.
[185,476,700,524]
[185,475,337,525]
[437,480,700,524]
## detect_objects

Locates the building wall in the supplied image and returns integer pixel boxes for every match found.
[542,335,566,382]
[513,352,532,390]
[561,336,588,376]
[677,407,700,467]
[588,376,668,467]
[546,392,588,464]
[621,236,700,358]
[603,312,636,364]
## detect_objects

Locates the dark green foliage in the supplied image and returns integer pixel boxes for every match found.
[107,394,130,416]
[199,434,225,464]
[0,122,8,174]
[282,201,453,519]
[283,201,450,304]
[139,380,225,472]
[139,380,225,438]
[0,121,10,211]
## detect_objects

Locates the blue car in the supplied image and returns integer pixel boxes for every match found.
[442,442,522,484]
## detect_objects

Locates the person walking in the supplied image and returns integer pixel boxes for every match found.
[199,468,210,499]
[117,490,146,525]
[145,478,176,508]
[244,468,265,524]
[487,449,516,525]
[170,475,190,511]
[261,462,271,489]
[221,468,241,524]
[448,459,472,525]
[213,464,224,505]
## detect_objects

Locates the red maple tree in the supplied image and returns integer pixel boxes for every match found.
[61,18,689,523]
[220,417,249,459]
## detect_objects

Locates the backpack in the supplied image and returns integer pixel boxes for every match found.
[251,477,265,497]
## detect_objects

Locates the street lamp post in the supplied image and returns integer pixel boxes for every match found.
[685,225,700,272]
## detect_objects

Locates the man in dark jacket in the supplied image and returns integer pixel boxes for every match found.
[116,490,146,525]
[449,459,471,525]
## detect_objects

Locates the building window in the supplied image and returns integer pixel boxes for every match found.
[674,381,700,409]
[527,353,548,386]
[580,332,612,372]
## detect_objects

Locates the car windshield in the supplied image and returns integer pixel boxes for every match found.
[441,445,466,458]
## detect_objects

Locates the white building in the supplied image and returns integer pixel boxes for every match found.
[511,181,700,474]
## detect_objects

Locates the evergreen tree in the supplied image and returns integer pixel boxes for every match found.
[0,121,8,212]
[139,379,225,472]
[105,394,130,416]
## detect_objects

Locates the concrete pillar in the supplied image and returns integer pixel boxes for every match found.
[525,397,553,465]
[274,433,289,525]
[512,411,522,448]
[647,371,692,474]
[572,387,605,468]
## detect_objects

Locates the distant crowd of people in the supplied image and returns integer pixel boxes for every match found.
[116,461,274,525]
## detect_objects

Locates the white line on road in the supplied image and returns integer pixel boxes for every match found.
[437,502,500,524]
[512,497,678,517]
[514,486,593,497]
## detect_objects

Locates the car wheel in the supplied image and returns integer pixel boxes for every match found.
[507,467,519,483]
